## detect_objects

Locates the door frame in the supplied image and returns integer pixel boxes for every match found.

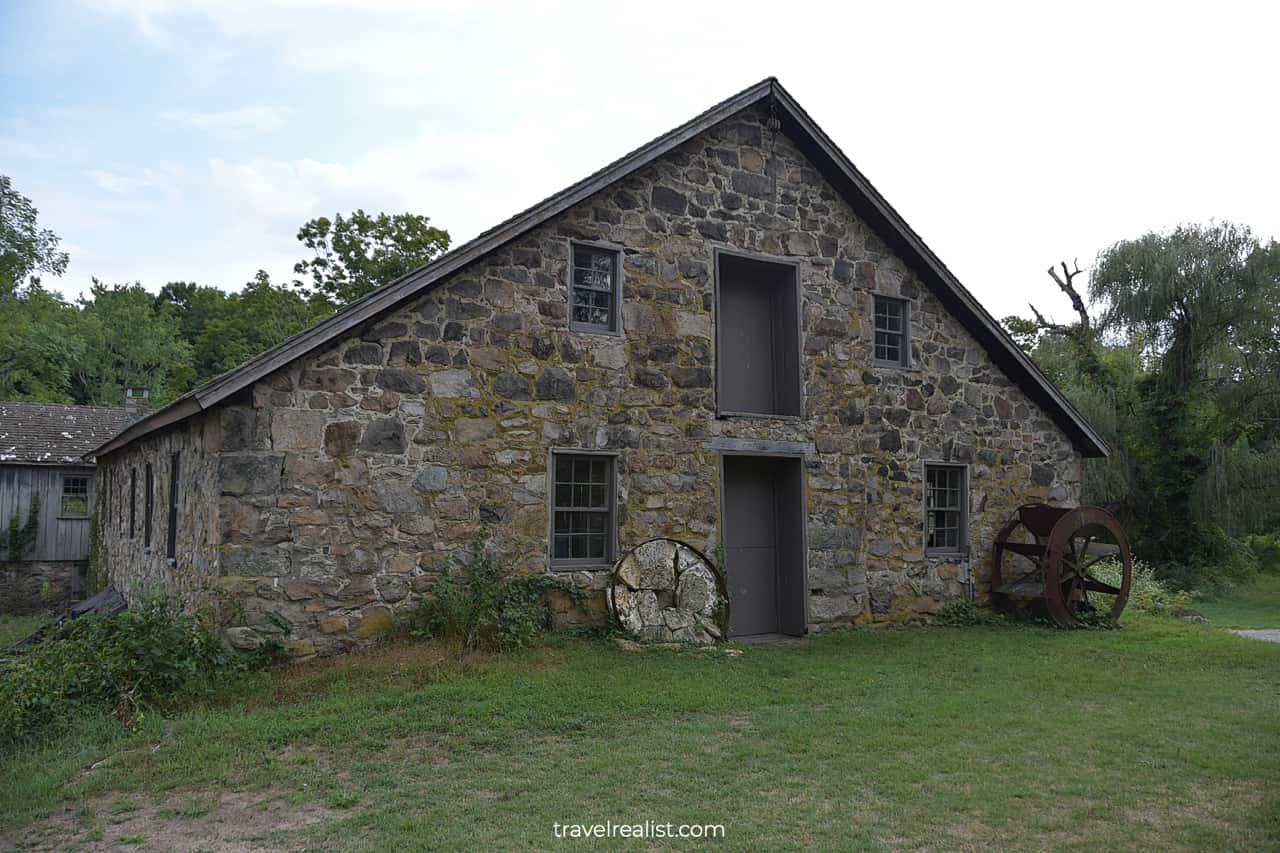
[717,450,810,636]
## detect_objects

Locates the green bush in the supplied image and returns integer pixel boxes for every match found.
[406,539,579,652]
[0,594,266,744]
[1092,559,1193,615]
[1245,533,1280,574]
[934,600,1009,627]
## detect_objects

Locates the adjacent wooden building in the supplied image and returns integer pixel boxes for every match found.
[0,395,141,613]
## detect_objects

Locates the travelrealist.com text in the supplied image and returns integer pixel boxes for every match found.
[553,821,726,840]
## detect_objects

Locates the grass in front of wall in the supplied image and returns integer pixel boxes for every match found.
[0,612,51,650]
[1196,573,1280,628]
[1,617,1278,850]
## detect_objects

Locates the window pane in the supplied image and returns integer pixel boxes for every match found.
[571,245,617,330]
[925,466,964,550]
[551,454,614,564]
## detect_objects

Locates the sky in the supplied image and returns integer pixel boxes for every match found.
[2,0,1278,324]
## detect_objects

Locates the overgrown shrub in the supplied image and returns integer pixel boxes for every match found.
[934,600,1009,627]
[405,539,579,652]
[0,594,269,744]
[1092,559,1193,615]
[1246,533,1280,574]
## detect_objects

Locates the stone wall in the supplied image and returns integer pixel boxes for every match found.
[94,104,1083,656]
[96,410,222,604]
[0,560,82,614]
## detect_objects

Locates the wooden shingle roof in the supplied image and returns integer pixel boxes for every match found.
[0,401,133,465]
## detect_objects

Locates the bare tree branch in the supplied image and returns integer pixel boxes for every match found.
[1045,259,1090,334]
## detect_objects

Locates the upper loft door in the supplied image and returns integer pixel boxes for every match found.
[716,251,801,417]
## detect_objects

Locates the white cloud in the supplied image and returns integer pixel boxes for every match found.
[163,106,289,136]
[36,0,1280,318]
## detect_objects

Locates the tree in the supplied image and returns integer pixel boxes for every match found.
[0,175,70,296]
[192,271,331,383]
[72,281,194,406]
[1091,222,1280,397]
[1008,223,1280,585]
[0,176,80,401]
[0,283,83,402]
[292,210,450,307]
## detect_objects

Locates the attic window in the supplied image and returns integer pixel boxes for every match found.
[60,476,89,517]
[873,295,910,367]
[569,242,621,333]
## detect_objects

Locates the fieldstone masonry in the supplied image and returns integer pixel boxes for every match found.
[95,104,1082,657]
[0,560,81,615]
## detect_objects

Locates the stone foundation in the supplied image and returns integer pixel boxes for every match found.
[0,560,82,614]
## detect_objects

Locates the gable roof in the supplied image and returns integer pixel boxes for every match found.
[1,401,132,465]
[94,78,1108,459]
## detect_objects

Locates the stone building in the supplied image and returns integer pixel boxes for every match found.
[1,393,144,613]
[90,79,1106,656]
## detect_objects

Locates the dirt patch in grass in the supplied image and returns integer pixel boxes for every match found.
[4,788,334,852]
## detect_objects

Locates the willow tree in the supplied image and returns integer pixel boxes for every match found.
[1090,222,1280,577]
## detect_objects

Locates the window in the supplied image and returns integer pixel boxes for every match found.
[716,251,801,416]
[60,476,89,517]
[129,468,137,539]
[569,242,621,333]
[551,453,615,568]
[925,464,967,553]
[873,295,909,367]
[144,463,153,549]
[166,453,180,560]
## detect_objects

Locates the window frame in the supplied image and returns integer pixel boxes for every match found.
[59,474,90,519]
[923,462,968,556]
[166,452,180,561]
[713,246,804,419]
[129,467,136,539]
[567,239,624,336]
[546,448,619,571]
[144,462,153,550]
[872,293,911,369]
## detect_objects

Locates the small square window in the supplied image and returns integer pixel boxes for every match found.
[60,476,89,517]
[550,452,615,568]
[569,243,620,333]
[925,464,967,553]
[873,295,910,367]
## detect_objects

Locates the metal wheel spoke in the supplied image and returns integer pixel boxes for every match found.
[1083,577,1122,596]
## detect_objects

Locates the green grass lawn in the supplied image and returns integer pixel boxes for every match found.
[2,617,1278,851]
[1197,573,1280,629]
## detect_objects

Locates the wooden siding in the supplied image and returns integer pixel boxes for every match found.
[0,464,96,561]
